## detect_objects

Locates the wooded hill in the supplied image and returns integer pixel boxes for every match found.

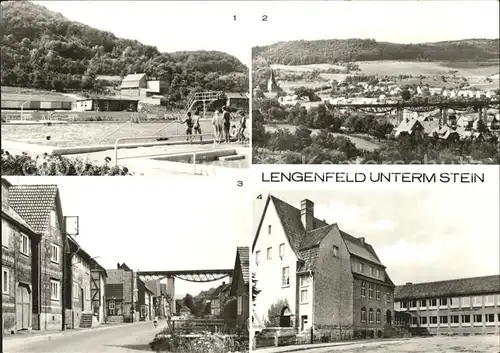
[0,1,248,98]
[252,38,500,65]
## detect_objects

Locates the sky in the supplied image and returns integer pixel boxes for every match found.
[7,176,251,298]
[36,0,499,62]
[253,188,500,285]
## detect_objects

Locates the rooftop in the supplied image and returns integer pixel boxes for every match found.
[394,275,500,300]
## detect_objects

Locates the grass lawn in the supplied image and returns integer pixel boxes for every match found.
[356,61,499,77]
[264,124,380,152]
[321,334,500,353]
[1,119,248,147]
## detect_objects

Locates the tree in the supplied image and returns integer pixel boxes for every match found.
[182,294,196,314]
[252,273,261,306]
[265,298,289,327]
[401,89,411,101]
[295,125,313,150]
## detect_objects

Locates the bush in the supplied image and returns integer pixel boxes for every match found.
[1,150,132,176]
[149,332,248,353]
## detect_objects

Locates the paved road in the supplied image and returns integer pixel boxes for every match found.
[4,321,163,353]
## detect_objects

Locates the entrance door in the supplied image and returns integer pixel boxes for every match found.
[16,284,31,330]
[301,315,308,331]
[279,307,292,327]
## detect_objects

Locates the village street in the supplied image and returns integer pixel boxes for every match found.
[3,320,162,353]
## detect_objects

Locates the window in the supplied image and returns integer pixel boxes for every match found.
[368,308,374,322]
[419,299,427,308]
[361,282,366,297]
[376,309,381,323]
[429,316,437,324]
[376,286,381,300]
[473,296,482,306]
[300,289,308,303]
[485,314,495,323]
[73,283,79,299]
[461,315,470,323]
[496,295,500,306]
[461,297,470,307]
[20,233,30,255]
[451,315,459,324]
[266,247,272,260]
[268,225,271,235]
[439,316,448,324]
[109,300,115,315]
[279,243,285,258]
[255,251,260,265]
[429,298,437,307]
[439,298,448,306]
[386,292,391,303]
[420,317,427,325]
[370,266,374,276]
[2,219,8,248]
[50,243,60,263]
[360,307,367,322]
[300,276,309,287]
[50,210,57,228]
[332,245,339,257]
[50,280,60,300]
[410,300,417,308]
[400,301,408,309]
[2,269,9,294]
[473,314,482,323]
[358,262,364,273]
[449,297,459,307]
[411,317,418,325]
[368,284,374,299]
[485,295,495,306]
[282,267,290,286]
[375,268,380,278]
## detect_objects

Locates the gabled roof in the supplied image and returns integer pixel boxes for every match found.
[210,282,231,299]
[106,283,124,300]
[394,275,500,300]
[254,195,385,273]
[2,199,37,236]
[237,246,249,285]
[9,184,60,233]
[121,73,146,88]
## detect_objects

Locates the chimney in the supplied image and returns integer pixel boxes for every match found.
[301,199,314,231]
[117,263,121,269]
[358,237,365,244]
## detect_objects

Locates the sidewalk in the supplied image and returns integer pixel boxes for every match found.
[2,320,152,345]
[254,338,408,353]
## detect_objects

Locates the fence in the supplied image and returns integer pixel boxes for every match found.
[170,318,240,335]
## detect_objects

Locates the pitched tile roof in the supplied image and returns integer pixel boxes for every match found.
[9,185,59,233]
[259,195,384,272]
[394,275,500,300]
[210,283,231,299]
[2,204,37,235]
[237,246,250,285]
[106,283,124,300]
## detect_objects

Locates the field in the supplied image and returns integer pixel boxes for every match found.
[1,119,248,147]
[271,64,347,72]
[279,81,329,91]
[356,61,499,77]
[317,334,500,353]
[265,124,380,151]
[1,86,76,101]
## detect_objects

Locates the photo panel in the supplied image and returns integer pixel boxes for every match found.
[250,165,500,351]
[2,175,251,353]
[1,1,251,177]
[251,1,499,165]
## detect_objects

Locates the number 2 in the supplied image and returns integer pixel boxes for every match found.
[262,15,268,21]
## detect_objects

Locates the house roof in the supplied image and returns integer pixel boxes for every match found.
[77,96,140,102]
[106,283,124,300]
[210,282,231,299]
[121,73,146,88]
[394,275,500,300]
[226,92,249,99]
[237,246,250,285]
[67,235,106,275]
[255,195,385,273]
[9,184,59,233]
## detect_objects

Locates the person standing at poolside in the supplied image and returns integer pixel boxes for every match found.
[238,111,246,142]
[182,112,194,142]
[212,108,222,143]
[193,107,202,142]
[222,106,232,143]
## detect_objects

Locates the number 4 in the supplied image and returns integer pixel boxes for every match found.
[257,194,263,199]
